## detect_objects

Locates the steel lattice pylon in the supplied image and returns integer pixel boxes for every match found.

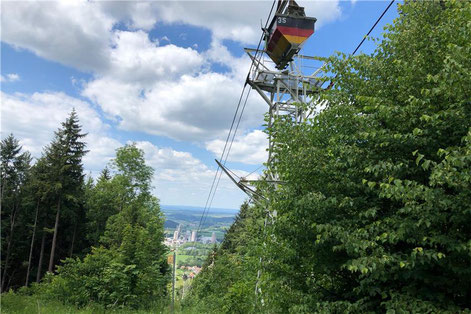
[217,49,327,200]
[243,48,327,305]
[241,49,327,187]
[214,48,327,304]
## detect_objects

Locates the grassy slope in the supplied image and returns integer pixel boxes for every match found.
[0,293,167,314]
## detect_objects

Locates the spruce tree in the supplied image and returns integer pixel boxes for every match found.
[0,134,31,291]
[42,110,87,273]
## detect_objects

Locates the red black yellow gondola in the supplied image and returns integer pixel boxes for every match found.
[264,0,316,69]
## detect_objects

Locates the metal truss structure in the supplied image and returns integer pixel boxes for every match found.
[245,48,325,167]
[216,48,327,200]
[214,47,328,305]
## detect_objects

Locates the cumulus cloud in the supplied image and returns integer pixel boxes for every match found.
[1,1,114,72]
[0,91,120,172]
[81,31,267,142]
[1,1,340,144]
[107,31,204,85]
[134,141,251,207]
[0,91,249,207]
[83,71,266,141]
[1,0,342,73]
[151,1,341,43]
[206,129,268,165]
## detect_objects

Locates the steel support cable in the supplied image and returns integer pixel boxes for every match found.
[194,86,249,235]
[195,0,277,237]
[246,164,265,178]
[201,86,252,229]
[326,0,395,90]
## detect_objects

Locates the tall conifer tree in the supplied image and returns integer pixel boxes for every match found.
[42,110,87,273]
[0,134,31,291]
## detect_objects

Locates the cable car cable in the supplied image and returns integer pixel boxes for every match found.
[201,85,252,229]
[326,0,395,90]
[194,0,277,240]
[352,0,395,56]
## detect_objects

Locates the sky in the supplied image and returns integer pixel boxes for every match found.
[1,0,398,209]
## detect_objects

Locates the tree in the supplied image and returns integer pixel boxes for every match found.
[41,110,87,273]
[24,157,48,286]
[85,168,121,247]
[260,1,471,312]
[183,202,264,313]
[41,144,170,309]
[1,134,31,291]
[185,1,470,312]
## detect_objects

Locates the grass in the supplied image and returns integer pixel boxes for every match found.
[0,293,169,314]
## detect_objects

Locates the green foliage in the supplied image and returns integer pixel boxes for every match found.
[39,247,167,309]
[0,134,32,290]
[260,1,471,312]
[183,202,264,313]
[85,169,121,246]
[185,1,471,313]
[42,109,87,203]
[1,124,169,310]
[39,144,170,309]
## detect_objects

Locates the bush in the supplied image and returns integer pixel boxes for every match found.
[39,246,168,310]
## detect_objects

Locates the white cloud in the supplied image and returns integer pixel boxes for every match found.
[82,36,267,142]
[1,1,339,144]
[153,1,341,44]
[1,1,342,72]
[161,36,171,43]
[1,73,20,82]
[84,72,266,141]
[107,31,204,85]
[0,0,342,207]
[206,129,268,165]
[95,1,159,31]
[0,91,120,173]
[1,1,114,72]
[0,90,249,208]
[134,141,250,208]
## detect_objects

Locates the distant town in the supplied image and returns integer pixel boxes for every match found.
[164,224,218,248]
[160,206,237,292]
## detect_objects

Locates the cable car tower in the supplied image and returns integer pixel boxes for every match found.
[212,0,325,304]
[218,0,325,197]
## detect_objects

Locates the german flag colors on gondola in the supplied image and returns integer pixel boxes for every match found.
[266,14,316,69]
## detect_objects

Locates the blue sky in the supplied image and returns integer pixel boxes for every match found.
[1,1,398,209]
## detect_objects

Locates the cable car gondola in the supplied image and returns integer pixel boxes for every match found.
[263,0,316,70]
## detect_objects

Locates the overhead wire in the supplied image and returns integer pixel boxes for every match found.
[201,83,251,229]
[246,164,265,178]
[351,0,395,56]
[326,0,395,90]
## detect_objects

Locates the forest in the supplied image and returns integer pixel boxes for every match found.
[1,111,170,311]
[2,1,471,313]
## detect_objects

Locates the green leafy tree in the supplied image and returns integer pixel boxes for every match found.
[260,1,471,312]
[183,202,264,313]
[85,168,122,246]
[41,144,169,309]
